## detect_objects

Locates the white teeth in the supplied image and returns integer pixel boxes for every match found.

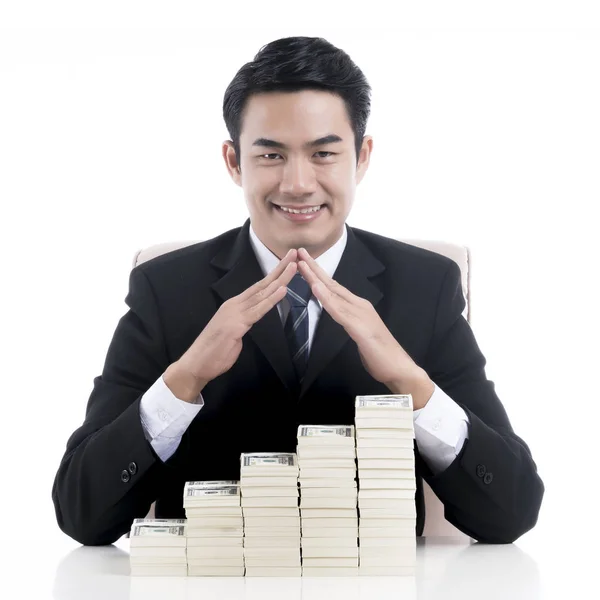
[279,205,323,214]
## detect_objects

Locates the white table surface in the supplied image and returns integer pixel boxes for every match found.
[8,530,592,600]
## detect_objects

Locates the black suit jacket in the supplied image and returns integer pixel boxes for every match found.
[52,219,544,545]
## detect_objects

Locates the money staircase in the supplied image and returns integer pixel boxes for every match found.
[130,394,416,577]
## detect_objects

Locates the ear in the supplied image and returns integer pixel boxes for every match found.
[222,141,242,187]
[355,135,373,185]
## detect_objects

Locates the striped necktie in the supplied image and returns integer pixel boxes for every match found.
[284,273,313,384]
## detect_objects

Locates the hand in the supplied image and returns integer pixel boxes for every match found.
[296,247,435,409]
[166,249,299,401]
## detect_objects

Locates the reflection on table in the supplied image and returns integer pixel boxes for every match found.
[51,536,541,600]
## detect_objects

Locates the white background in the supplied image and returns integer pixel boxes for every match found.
[1,1,598,596]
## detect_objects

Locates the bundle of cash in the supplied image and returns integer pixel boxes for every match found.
[297,425,359,577]
[183,481,244,576]
[129,518,187,577]
[240,452,301,577]
[355,395,417,576]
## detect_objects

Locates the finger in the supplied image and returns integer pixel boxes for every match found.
[238,248,297,302]
[295,259,320,291]
[309,276,360,326]
[298,258,357,304]
[244,275,292,325]
[296,260,364,328]
[297,248,336,289]
[242,261,297,312]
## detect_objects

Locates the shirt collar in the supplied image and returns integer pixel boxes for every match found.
[248,222,348,304]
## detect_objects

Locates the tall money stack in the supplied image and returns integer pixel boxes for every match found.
[297,425,359,576]
[183,480,245,576]
[355,394,417,576]
[129,518,187,577]
[240,452,301,577]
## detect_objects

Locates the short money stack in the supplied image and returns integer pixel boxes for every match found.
[355,394,417,576]
[129,518,187,577]
[183,480,245,576]
[240,452,301,577]
[297,425,359,577]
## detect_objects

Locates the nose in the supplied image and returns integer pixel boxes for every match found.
[279,157,318,196]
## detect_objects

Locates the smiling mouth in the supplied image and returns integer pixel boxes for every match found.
[272,203,325,215]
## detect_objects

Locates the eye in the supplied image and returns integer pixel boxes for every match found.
[258,152,335,160]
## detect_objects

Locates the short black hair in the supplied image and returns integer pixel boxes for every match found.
[223,36,372,167]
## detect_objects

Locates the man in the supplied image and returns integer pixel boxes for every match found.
[52,36,544,546]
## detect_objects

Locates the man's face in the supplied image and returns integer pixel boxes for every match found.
[223,90,372,259]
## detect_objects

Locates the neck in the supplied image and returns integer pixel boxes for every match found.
[253,226,345,261]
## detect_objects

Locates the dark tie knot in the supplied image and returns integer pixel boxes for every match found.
[286,273,312,307]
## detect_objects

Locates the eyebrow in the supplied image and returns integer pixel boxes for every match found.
[251,134,343,150]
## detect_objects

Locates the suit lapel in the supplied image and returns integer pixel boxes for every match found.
[210,219,297,393]
[210,219,386,399]
[298,225,385,399]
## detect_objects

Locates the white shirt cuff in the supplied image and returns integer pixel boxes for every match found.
[139,374,204,461]
[412,383,469,474]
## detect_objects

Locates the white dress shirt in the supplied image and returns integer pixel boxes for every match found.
[139,223,470,473]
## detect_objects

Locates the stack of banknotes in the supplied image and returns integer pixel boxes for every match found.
[129,518,187,577]
[240,452,301,576]
[355,394,417,575]
[183,480,244,576]
[128,393,419,578]
[296,425,359,576]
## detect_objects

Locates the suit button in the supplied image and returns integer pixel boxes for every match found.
[476,464,486,478]
[121,469,130,483]
[483,472,494,485]
[128,462,138,475]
